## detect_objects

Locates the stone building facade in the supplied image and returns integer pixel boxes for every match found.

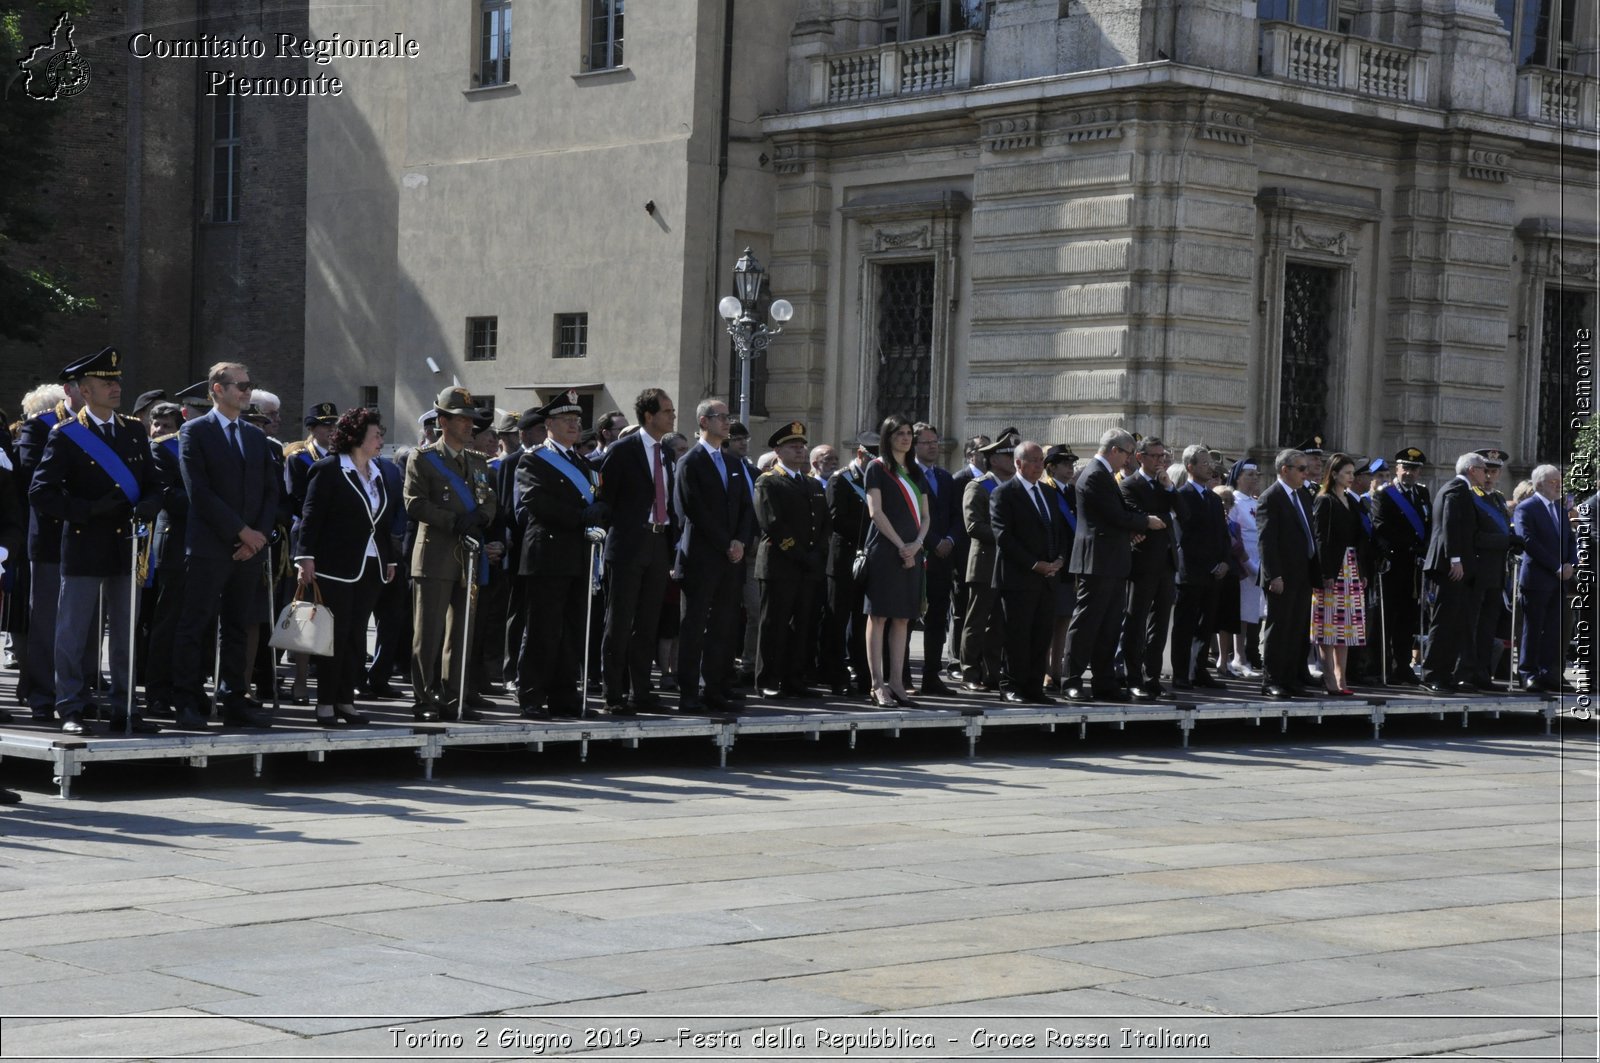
[298,0,1594,480]
[1,0,307,433]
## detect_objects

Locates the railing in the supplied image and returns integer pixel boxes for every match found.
[810,31,984,107]
[1516,67,1599,128]
[1260,22,1432,106]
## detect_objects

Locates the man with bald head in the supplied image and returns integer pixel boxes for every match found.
[990,441,1070,703]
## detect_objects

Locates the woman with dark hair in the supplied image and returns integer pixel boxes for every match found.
[293,406,397,725]
[1310,452,1369,695]
[863,414,928,708]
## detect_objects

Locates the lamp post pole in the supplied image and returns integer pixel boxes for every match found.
[718,247,793,424]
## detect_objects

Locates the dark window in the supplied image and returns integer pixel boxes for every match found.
[589,0,624,70]
[555,313,588,359]
[893,0,986,39]
[1256,0,1330,28]
[1537,287,1592,465]
[1277,263,1337,448]
[874,261,935,426]
[467,316,498,361]
[1494,0,1578,67]
[211,96,240,222]
[360,385,379,410]
[479,0,511,86]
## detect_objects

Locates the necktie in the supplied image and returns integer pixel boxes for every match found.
[712,448,727,487]
[651,441,667,523]
[924,465,938,498]
[1032,483,1055,556]
[227,421,243,462]
[1293,491,1313,557]
[99,421,114,444]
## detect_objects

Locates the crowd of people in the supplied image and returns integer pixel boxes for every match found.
[0,350,1588,804]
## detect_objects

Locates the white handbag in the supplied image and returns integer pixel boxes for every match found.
[269,580,336,657]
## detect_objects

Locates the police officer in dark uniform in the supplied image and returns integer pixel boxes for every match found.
[824,432,875,695]
[960,430,1019,692]
[28,347,163,733]
[143,398,193,716]
[753,421,830,698]
[513,390,607,718]
[1370,446,1430,685]
[947,435,989,680]
[1468,448,1520,690]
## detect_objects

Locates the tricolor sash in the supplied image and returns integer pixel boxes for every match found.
[59,420,141,504]
[531,445,596,504]
[1386,485,1426,543]
[422,450,489,585]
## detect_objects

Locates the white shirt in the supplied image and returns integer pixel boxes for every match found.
[340,454,382,560]
[1095,453,1115,475]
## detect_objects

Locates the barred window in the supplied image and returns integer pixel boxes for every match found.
[874,261,935,426]
[1277,262,1337,448]
[467,316,498,361]
[554,313,588,359]
[1536,288,1593,464]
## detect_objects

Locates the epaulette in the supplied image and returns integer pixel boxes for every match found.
[283,440,308,458]
[152,431,178,444]
[54,401,71,420]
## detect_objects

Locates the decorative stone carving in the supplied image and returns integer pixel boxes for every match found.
[980,112,1038,152]
[1291,225,1350,256]
[874,226,931,251]
[1198,108,1254,145]
[773,142,807,176]
[1061,106,1121,143]
[1556,252,1599,280]
[1463,147,1509,183]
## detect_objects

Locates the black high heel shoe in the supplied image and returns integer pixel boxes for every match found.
[888,688,918,708]
[314,707,343,728]
[870,686,896,709]
[334,704,369,725]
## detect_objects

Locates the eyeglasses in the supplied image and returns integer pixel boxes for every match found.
[705,412,730,421]
[226,381,254,391]
[1291,464,1309,472]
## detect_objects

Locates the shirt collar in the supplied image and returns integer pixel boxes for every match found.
[1095,453,1115,474]
[439,440,465,461]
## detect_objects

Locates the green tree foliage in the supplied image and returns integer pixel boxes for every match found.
[0,1,97,342]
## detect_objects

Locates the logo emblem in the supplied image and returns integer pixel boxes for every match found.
[14,12,91,101]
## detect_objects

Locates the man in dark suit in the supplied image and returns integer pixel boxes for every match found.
[143,402,190,716]
[1256,448,1320,699]
[991,441,1070,703]
[912,423,961,694]
[1420,452,1491,692]
[674,398,753,712]
[961,431,1018,691]
[824,433,874,695]
[1466,448,1518,690]
[1370,446,1432,685]
[1515,464,1576,692]
[1065,428,1166,701]
[753,421,830,697]
[1119,436,1176,699]
[1169,444,1232,690]
[597,389,678,713]
[171,362,282,729]
[948,434,989,677]
[514,392,606,717]
[28,347,164,734]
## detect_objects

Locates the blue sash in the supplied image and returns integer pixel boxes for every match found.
[422,450,489,585]
[531,445,595,504]
[841,471,867,503]
[40,410,59,429]
[488,457,503,473]
[1055,492,1077,532]
[1472,490,1510,533]
[59,420,141,504]
[160,436,180,459]
[978,477,998,494]
[1385,485,1426,543]
[297,449,314,468]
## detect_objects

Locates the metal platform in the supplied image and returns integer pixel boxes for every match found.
[0,681,1564,799]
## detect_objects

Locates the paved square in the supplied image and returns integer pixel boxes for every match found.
[0,731,1594,1060]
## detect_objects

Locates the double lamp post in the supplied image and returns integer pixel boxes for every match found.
[717,247,793,423]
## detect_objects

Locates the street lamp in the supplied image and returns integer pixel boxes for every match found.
[718,247,793,423]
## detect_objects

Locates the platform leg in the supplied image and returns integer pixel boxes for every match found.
[253,754,264,777]
[848,724,857,750]
[1371,707,1384,740]
[1179,715,1193,748]
[52,748,81,800]
[1280,712,1288,733]
[965,717,981,757]
[579,736,590,764]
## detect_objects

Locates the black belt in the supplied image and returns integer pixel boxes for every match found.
[646,523,670,534]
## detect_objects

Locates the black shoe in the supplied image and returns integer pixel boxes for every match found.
[451,706,483,722]
[0,788,20,804]
[1191,672,1224,689]
[463,693,495,709]
[1095,687,1131,704]
[919,676,955,696]
[1002,690,1026,704]
[702,692,733,713]
[1470,679,1508,693]
[1129,685,1158,701]
[1389,669,1421,687]
[1065,687,1094,703]
[314,708,344,728]
[1142,680,1166,697]
[334,705,369,725]
[1026,692,1058,705]
[31,710,55,723]
[360,682,400,700]
[413,706,441,722]
[60,717,87,735]
[961,680,992,693]
[518,704,547,719]
[222,709,273,729]
[678,696,706,713]
[108,715,162,734]
[629,692,665,712]
[174,709,212,730]
[1171,678,1194,690]
[760,687,788,700]
[0,708,11,723]
[1263,684,1294,700]
[605,702,637,716]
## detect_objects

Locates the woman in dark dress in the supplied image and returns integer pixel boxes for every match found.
[1311,452,1370,696]
[863,414,928,708]
[293,407,397,726]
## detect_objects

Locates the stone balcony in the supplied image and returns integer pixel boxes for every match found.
[1259,21,1433,107]
[1515,66,1600,128]
[807,30,984,108]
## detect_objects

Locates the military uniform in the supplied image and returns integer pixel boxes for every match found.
[960,431,1018,689]
[824,444,873,692]
[1370,447,1431,683]
[27,347,162,732]
[753,422,830,697]
[404,387,499,719]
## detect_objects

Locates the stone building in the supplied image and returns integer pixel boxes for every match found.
[1,0,308,432]
[301,0,1596,478]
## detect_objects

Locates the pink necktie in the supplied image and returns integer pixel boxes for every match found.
[652,441,667,523]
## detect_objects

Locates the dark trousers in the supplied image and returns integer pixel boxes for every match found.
[1261,577,1313,688]
[516,569,587,713]
[174,554,268,714]
[502,574,527,683]
[314,567,384,706]
[1000,579,1052,695]
[949,576,969,674]
[1518,583,1563,683]
[145,565,187,708]
[56,572,135,720]
[478,565,512,684]
[1469,573,1507,683]
[1421,575,1478,685]
[601,534,671,703]
[756,573,820,692]
[411,575,471,708]
[366,570,411,688]
[920,556,955,679]
[1382,562,1422,674]
[1121,565,1175,686]
[1066,573,1126,691]
[825,572,868,687]
[678,559,744,699]
[961,582,1004,685]
[1170,576,1221,682]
